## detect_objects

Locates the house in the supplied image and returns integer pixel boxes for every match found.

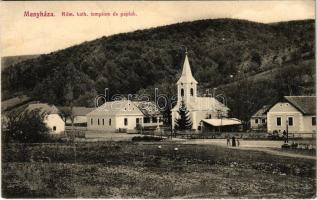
[266,96,316,136]
[86,100,163,133]
[250,105,270,131]
[26,103,65,134]
[171,51,230,131]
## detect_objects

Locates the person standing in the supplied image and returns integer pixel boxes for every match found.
[227,136,230,146]
[232,136,236,147]
[237,139,240,147]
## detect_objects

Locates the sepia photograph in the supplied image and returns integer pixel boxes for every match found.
[0,1,316,198]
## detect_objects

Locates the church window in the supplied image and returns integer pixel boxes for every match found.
[91,118,93,125]
[98,119,100,125]
[190,88,194,96]
[53,126,56,131]
[109,119,111,126]
[102,119,104,125]
[181,89,184,97]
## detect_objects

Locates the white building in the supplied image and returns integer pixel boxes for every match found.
[26,103,65,134]
[171,52,230,131]
[250,105,269,131]
[86,100,163,133]
[267,96,316,135]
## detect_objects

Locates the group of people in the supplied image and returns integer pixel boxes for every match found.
[226,136,240,147]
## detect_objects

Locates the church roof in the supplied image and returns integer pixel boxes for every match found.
[176,53,198,84]
[171,97,229,112]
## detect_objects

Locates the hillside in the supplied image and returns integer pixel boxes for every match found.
[1,55,40,71]
[1,18,315,121]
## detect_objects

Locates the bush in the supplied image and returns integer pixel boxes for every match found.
[281,143,291,149]
[4,109,50,143]
[132,136,163,142]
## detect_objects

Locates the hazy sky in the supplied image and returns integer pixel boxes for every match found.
[0,1,315,56]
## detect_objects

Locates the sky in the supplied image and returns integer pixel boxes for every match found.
[0,1,315,57]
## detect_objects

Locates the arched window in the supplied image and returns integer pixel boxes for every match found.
[181,88,184,97]
[190,88,194,96]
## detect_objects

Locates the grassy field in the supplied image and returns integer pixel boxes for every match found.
[2,141,316,198]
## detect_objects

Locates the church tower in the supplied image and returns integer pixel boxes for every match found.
[176,51,198,105]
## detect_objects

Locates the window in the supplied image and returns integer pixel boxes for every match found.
[255,119,258,124]
[124,118,128,126]
[190,88,194,96]
[144,117,150,123]
[136,118,139,124]
[262,119,266,123]
[288,117,293,126]
[98,119,100,125]
[91,118,93,125]
[152,117,157,123]
[276,117,281,126]
[312,117,316,126]
[181,89,184,97]
[102,119,104,125]
[53,126,56,131]
[109,119,111,126]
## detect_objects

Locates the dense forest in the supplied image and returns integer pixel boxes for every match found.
[1,18,315,122]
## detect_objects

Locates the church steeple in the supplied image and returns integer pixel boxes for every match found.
[176,51,198,85]
[176,51,198,104]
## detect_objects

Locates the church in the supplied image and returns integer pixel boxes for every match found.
[171,51,230,131]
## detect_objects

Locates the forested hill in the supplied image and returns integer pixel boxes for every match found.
[2,18,315,121]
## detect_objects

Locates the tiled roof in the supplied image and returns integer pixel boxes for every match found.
[284,96,316,115]
[133,101,160,116]
[252,105,270,117]
[1,95,31,111]
[26,103,59,115]
[86,100,143,116]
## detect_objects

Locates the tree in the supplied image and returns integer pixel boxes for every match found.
[58,107,73,124]
[4,109,50,143]
[174,101,192,131]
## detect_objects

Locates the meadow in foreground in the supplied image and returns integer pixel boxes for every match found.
[2,141,316,198]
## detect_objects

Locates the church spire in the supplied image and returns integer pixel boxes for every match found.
[176,51,198,85]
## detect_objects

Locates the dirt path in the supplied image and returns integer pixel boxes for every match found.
[235,146,316,160]
[181,139,316,160]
